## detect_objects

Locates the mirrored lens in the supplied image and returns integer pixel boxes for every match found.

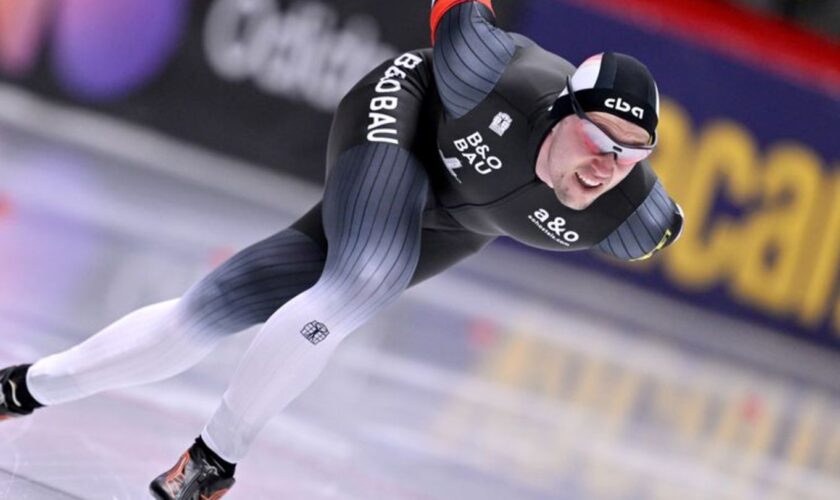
[580,120,652,165]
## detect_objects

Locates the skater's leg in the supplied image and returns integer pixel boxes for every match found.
[202,143,429,463]
[24,228,326,406]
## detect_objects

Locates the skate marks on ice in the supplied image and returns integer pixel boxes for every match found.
[0,466,82,500]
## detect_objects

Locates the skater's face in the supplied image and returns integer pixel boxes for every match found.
[535,112,651,210]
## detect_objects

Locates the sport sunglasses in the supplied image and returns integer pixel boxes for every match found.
[566,76,656,166]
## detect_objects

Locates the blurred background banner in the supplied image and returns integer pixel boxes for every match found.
[0,0,522,183]
[0,0,418,182]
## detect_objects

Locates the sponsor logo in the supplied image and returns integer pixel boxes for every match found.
[528,208,580,246]
[300,320,330,345]
[453,132,503,176]
[205,0,396,111]
[366,52,424,145]
[605,97,644,119]
[438,149,463,183]
[489,112,512,136]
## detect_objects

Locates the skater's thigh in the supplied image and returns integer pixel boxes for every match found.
[180,226,327,334]
[291,201,495,288]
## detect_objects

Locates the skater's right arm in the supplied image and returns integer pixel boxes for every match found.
[595,179,685,262]
[430,0,516,118]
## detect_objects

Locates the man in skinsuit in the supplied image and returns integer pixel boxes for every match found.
[0,1,683,498]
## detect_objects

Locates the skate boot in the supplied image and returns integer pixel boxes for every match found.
[0,364,42,422]
[150,437,236,500]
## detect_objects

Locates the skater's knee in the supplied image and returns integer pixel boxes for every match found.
[317,257,415,314]
[179,276,258,335]
[180,231,326,334]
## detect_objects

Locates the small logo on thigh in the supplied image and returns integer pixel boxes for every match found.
[301,321,330,345]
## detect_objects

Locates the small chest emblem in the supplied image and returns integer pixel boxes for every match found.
[489,112,513,136]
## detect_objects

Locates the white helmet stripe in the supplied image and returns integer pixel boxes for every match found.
[558,53,603,97]
[653,80,660,115]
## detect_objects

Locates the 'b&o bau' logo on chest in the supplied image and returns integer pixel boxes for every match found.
[366,53,423,145]
[453,132,503,175]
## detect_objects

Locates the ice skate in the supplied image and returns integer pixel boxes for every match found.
[149,439,235,500]
[0,365,40,422]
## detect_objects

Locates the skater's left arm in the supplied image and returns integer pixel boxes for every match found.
[594,181,684,262]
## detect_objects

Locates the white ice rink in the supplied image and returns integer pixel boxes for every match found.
[1,86,839,499]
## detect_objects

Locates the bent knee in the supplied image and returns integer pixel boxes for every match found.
[317,257,416,314]
[179,278,255,334]
[181,242,325,334]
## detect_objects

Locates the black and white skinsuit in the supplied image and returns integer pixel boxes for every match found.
[24,0,682,463]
